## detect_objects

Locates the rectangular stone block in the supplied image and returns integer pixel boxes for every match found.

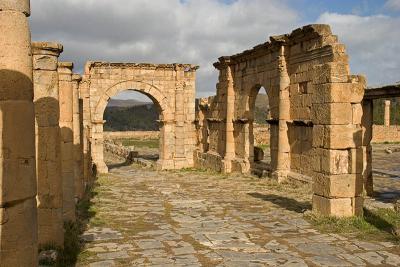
[349,147,364,174]
[311,83,364,104]
[312,103,352,125]
[33,55,58,70]
[352,103,363,125]
[319,148,349,174]
[312,62,349,85]
[313,173,362,198]
[323,125,362,149]
[313,194,358,217]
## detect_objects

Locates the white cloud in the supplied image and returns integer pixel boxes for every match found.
[30,0,299,97]
[30,1,400,99]
[317,12,400,86]
[385,0,400,11]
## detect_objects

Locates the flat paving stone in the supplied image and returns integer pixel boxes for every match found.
[75,151,400,266]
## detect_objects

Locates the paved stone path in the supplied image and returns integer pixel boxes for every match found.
[76,155,400,266]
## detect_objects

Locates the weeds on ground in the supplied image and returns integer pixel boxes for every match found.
[43,183,99,266]
[257,143,270,150]
[306,208,400,243]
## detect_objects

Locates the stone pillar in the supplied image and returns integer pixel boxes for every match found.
[0,0,38,265]
[32,42,64,247]
[384,100,391,126]
[273,45,291,182]
[58,62,76,221]
[174,75,186,169]
[222,59,235,173]
[362,100,374,196]
[72,74,84,200]
[91,120,108,174]
[79,75,92,187]
[311,66,365,217]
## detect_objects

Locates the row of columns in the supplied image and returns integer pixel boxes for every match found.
[33,47,88,245]
[0,1,89,260]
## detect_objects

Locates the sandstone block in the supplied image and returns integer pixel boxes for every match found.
[312,103,352,125]
[312,195,361,217]
[313,173,362,198]
[349,147,364,174]
[319,148,349,174]
[312,62,349,85]
[311,83,364,104]
[323,125,362,149]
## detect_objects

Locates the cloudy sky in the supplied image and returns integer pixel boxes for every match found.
[30,0,400,100]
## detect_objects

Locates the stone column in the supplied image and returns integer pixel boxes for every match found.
[32,42,64,247]
[0,0,38,265]
[72,74,84,200]
[384,100,391,126]
[221,59,235,173]
[58,62,76,222]
[273,45,291,182]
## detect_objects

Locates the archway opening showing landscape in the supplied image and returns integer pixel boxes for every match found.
[103,89,161,169]
[249,85,272,177]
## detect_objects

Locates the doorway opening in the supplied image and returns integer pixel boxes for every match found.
[103,90,160,168]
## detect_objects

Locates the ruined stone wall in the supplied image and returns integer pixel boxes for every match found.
[372,125,400,143]
[195,24,366,217]
[104,131,160,140]
[86,63,198,172]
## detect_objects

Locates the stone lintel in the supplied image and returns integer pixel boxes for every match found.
[85,61,199,72]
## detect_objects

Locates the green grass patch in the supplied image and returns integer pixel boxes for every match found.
[119,138,159,148]
[306,208,400,243]
[257,143,270,150]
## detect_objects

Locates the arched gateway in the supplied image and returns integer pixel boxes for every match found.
[81,62,199,173]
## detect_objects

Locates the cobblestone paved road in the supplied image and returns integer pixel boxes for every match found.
[77,157,400,266]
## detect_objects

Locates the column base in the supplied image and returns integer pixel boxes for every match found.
[95,161,109,174]
[222,158,232,174]
[272,170,288,183]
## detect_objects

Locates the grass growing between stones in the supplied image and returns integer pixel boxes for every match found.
[306,208,400,243]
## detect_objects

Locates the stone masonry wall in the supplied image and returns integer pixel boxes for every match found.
[195,24,366,217]
[372,125,400,143]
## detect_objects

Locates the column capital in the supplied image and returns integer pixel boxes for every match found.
[32,42,63,57]
[72,74,82,82]
[0,0,30,16]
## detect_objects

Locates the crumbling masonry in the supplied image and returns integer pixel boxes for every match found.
[195,25,366,217]
[0,1,391,264]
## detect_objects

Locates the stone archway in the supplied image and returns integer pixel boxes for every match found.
[84,62,198,173]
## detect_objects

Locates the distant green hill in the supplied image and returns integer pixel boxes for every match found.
[104,104,159,131]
